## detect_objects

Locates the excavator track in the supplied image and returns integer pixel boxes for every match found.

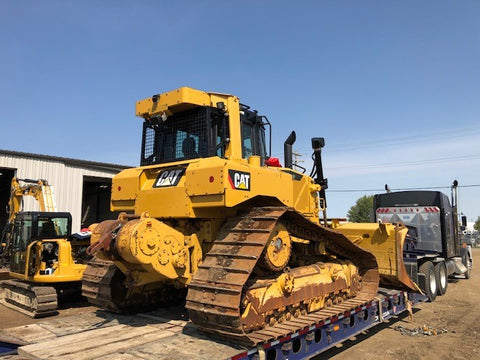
[186,206,379,346]
[0,280,57,318]
[82,258,186,313]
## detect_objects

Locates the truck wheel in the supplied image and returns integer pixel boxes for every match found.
[465,258,472,279]
[463,249,472,279]
[419,261,437,302]
[465,267,471,279]
[434,262,447,296]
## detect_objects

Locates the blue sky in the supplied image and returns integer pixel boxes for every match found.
[1,1,479,221]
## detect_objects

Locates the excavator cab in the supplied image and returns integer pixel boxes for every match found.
[9,212,72,277]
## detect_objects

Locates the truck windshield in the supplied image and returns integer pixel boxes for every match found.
[377,208,442,252]
[141,107,223,166]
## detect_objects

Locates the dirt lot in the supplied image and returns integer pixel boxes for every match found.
[1,249,479,359]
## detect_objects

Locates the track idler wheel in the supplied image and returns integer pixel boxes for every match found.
[260,223,292,271]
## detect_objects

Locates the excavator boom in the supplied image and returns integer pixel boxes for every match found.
[8,178,57,222]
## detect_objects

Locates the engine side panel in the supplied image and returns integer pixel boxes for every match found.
[110,157,320,221]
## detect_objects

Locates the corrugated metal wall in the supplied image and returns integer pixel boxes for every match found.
[0,153,120,232]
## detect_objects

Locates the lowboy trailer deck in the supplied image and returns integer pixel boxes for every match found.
[1,288,424,360]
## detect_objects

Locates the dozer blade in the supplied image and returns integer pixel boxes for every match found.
[0,280,58,318]
[335,222,421,292]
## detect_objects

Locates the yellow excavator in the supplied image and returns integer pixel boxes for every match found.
[0,178,90,317]
[1,178,57,266]
[82,87,419,345]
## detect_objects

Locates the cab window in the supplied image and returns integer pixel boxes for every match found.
[240,114,267,163]
[36,216,69,238]
[12,218,32,251]
[241,121,254,159]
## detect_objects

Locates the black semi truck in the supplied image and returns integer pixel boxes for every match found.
[374,181,472,301]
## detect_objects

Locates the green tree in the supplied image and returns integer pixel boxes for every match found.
[474,216,480,231]
[347,195,374,223]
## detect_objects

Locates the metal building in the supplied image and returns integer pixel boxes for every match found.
[0,149,129,233]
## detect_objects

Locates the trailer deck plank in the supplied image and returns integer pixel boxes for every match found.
[124,327,246,360]
[18,324,176,360]
[96,354,144,360]
[33,311,138,337]
[0,324,56,344]
[0,289,406,360]
[2,306,247,360]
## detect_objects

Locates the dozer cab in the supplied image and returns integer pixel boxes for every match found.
[83,87,418,345]
[0,179,91,317]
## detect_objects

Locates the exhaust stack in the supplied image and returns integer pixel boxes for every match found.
[284,131,296,169]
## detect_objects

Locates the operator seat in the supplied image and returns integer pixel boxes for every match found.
[40,221,57,237]
[182,137,198,158]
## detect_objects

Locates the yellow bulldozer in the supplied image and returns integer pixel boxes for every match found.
[83,87,419,345]
[0,178,91,317]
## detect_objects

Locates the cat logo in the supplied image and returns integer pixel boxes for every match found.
[153,168,186,188]
[228,170,251,191]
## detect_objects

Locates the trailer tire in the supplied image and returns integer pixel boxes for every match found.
[419,261,437,302]
[434,262,447,296]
